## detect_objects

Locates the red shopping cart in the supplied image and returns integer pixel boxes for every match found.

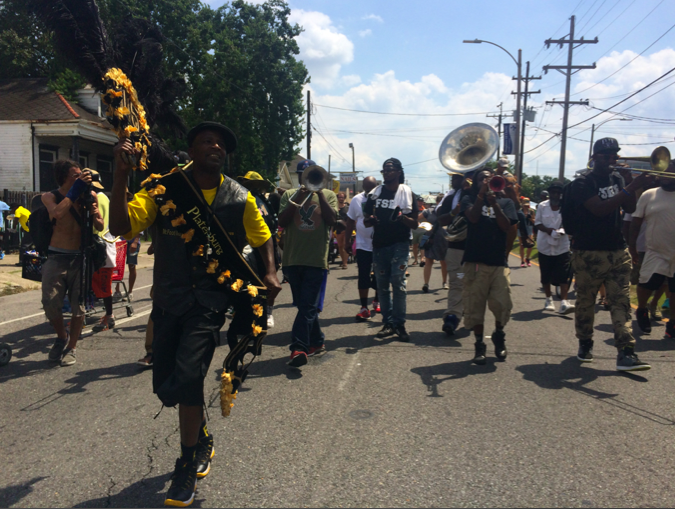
[112,240,134,317]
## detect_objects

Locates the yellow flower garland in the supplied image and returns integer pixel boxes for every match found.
[220,371,238,417]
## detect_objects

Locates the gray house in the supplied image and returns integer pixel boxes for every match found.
[0,79,117,195]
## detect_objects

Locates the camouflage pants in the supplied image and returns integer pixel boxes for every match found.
[571,248,634,349]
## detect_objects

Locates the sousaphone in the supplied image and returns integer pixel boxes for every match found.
[439,123,500,173]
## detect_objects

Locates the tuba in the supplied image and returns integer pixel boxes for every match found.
[289,164,329,207]
[439,123,500,173]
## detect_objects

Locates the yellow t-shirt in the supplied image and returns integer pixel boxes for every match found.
[125,175,270,247]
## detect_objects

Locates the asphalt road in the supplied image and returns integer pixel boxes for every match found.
[1,256,674,508]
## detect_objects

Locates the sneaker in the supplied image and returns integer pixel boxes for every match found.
[559,300,575,315]
[308,345,326,357]
[491,330,507,361]
[128,292,133,302]
[420,260,425,268]
[472,341,487,365]
[48,338,67,362]
[92,315,115,333]
[442,282,449,290]
[288,350,308,367]
[648,305,662,321]
[195,434,214,479]
[60,347,76,367]
[355,307,372,322]
[165,458,197,507]
[520,262,526,268]
[422,283,429,293]
[544,297,555,311]
[371,301,381,313]
[376,324,396,338]
[526,258,531,267]
[442,314,459,336]
[616,347,651,372]
[662,298,670,311]
[267,314,275,329]
[395,324,410,342]
[577,339,594,363]
[137,354,153,368]
[112,291,123,303]
[665,321,674,340]
[635,307,651,334]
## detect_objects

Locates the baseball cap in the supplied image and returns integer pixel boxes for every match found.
[593,137,620,155]
[85,168,105,190]
[296,159,316,173]
[548,180,564,192]
[497,157,509,167]
[187,122,237,153]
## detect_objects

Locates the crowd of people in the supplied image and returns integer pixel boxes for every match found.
[5,123,673,507]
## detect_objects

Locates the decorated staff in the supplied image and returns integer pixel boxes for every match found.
[110,122,280,507]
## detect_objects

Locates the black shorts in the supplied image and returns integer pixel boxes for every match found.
[538,252,571,286]
[152,304,225,407]
[356,249,375,290]
[638,271,675,293]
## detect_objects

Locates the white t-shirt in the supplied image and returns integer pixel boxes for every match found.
[633,187,675,281]
[534,200,570,256]
[622,213,646,253]
[347,192,374,252]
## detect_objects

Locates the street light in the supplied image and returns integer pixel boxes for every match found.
[463,39,522,181]
[588,118,632,160]
[348,143,355,193]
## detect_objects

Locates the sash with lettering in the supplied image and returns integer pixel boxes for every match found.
[142,166,267,417]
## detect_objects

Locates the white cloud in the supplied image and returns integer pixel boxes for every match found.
[358,29,372,38]
[362,14,384,23]
[341,74,362,87]
[290,10,354,89]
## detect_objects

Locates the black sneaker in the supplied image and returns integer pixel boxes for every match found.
[395,325,410,342]
[635,307,651,334]
[442,315,459,336]
[491,330,507,361]
[616,347,651,372]
[165,458,197,507]
[288,351,308,368]
[48,338,67,362]
[577,339,594,362]
[195,434,214,479]
[472,341,487,365]
[376,324,396,338]
[666,321,675,340]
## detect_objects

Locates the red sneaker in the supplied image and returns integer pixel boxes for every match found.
[287,350,308,367]
[308,345,326,357]
[356,307,372,322]
[372,301,381,313]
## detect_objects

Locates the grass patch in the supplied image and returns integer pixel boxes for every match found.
[0,284,30,297]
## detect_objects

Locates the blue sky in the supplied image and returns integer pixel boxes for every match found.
[209,0,675,193]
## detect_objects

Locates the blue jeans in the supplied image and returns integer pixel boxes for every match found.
[283,265,326,353]
[373,241,409,327]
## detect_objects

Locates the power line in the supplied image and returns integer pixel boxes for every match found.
[313,104,499,117]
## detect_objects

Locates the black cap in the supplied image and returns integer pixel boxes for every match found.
[296,159,315,173]
[548,180,564,192]
[593,137,620,155]
[383,157,403,170]
[187,122,237,153]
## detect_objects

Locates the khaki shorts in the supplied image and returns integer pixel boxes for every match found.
[462,262,512,330]
[41,254,85,319]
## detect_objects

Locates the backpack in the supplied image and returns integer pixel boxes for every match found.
[29,191,63,255]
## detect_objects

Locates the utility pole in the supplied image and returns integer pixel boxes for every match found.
[515,61,541,182]
[306,90,311,159]
[487,103,512,159]
[514,49,522,181]
[543,15,597,180]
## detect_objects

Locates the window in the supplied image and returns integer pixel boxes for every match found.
[79,151,89,169]
[96,155,114,190]
[39,145,59,191]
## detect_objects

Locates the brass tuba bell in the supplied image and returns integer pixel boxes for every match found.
[439,123,500,173]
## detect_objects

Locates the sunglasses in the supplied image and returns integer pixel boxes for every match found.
[381,167,400,174]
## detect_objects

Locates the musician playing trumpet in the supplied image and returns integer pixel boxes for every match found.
[460,169,519,365]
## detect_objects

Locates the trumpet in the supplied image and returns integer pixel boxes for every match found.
[289,165,329,207]
[587,146,675,178]
[488,175,506,193]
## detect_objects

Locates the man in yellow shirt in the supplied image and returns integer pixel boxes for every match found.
[110,122,280,508]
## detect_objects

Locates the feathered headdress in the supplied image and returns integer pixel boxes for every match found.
[31,0,185,173]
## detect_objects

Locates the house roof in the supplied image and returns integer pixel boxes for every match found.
[0,78,107,125]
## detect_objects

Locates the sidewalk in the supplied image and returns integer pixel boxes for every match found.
[0,251,154,296]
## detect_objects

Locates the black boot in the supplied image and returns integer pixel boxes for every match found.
[491,329,507,361]
[472,341,487,365]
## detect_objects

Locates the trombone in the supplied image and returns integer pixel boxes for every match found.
[587,145,675,178]
[289,165,329,207]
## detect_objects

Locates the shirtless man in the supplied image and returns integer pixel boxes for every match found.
[42,160,103,366]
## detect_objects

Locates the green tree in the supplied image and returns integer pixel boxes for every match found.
[520,174,570,202]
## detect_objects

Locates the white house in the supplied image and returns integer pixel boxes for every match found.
[0,79,117,194]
